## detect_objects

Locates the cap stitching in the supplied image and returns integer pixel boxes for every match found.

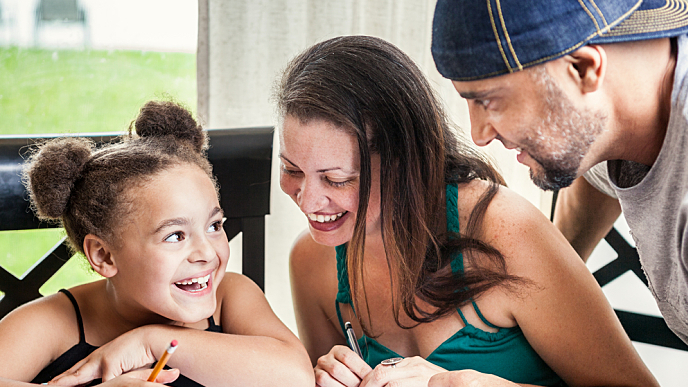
[597,0,643,36]
[603,0,688,37]
[577,0,602,34]
[496,0,523,71]
[487,0,513,73]
[588,0,609,27]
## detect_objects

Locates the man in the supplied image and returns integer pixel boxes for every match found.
[431,0,688,352]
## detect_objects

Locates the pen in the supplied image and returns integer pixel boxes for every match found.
[147,340,179,382]
[344,322,363,358]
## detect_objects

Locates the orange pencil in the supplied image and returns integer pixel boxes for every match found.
[147,340,178,382]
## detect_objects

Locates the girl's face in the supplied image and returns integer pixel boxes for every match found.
[279,115,381,247]
[107,164,229,325]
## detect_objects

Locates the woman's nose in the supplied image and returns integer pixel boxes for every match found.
[296,179,328,214]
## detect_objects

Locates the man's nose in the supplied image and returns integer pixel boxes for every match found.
[469,108,498,147]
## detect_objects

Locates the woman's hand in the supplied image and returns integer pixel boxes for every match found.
[314,345,373,386]
[48,328,155,386]
[428,370,520,386]
[358,356,445,387]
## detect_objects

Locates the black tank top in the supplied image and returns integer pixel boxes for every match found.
[31,289,222,386]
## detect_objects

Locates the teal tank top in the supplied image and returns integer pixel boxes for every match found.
[334,184,563,386]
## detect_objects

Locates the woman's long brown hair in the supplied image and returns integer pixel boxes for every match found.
[276,35,522,335]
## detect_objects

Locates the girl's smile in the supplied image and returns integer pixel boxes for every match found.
[106,163,230,325]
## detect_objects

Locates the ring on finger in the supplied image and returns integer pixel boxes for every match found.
[381,357,403,368]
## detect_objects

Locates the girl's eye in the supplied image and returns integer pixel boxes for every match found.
[477,99,491,109]
[164,232,185,243]
[207,220,224,233]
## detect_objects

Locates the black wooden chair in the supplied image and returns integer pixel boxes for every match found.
[0,127,273,319]
[550,191,688,351]
[34,0,89,47]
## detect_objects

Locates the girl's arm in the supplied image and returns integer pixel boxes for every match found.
[50,273,313,387]
[466,184,657,387]
[0,293,78,383]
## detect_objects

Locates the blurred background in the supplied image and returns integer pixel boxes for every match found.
[0,1,686,385]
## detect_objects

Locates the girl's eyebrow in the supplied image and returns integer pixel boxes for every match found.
[153,207,224,234]
[154,217,189,234]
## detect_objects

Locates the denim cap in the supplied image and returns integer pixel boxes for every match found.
[432,0,688,81]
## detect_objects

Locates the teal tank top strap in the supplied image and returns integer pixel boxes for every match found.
[335,244,352,305]
[471,299,500,329]
[445,183,464,274]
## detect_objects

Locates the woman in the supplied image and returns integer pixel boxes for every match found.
[277,35,657,386]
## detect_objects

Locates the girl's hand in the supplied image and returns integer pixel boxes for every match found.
[100,368,179,386]
[314,345,373,387]
[359,356,445,387]
[48,329,155,386]
[428,370,520,386]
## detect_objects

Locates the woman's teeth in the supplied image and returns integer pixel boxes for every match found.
[175,274,211,292]
[308,212,345,223]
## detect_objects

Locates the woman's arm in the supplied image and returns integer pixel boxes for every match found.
[50,273,314,387]
[290,230,373,386]
[289,230,344,364]
[480,185,656,387]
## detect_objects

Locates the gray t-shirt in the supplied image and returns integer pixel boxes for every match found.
[583,35,688,344]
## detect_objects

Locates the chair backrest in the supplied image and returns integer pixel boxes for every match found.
[36,0,84,22]
[550,191,688,351]
[0,127,273,319]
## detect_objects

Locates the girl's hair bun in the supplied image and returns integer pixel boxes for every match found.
[131,100,208,153]
[24,137,94,220]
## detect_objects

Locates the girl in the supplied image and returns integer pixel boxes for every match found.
[277,36,658,386]
[0,101,313,387]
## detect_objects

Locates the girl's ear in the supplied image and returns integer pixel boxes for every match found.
[83,234,118,278]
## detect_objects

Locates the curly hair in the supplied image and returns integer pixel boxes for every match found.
[23,101,215,255]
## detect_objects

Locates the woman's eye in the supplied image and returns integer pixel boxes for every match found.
[281,166,302,176]
[326,178,350,188]
[477,99,491,109]
[164,232,185,243]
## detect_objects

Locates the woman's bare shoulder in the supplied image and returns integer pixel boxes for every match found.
[457,180,580,274]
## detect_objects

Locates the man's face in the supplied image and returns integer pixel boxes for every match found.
[452,65,606,191]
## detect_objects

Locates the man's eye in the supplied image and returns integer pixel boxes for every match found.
[164,232,184,242]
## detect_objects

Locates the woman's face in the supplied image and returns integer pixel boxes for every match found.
[279,115,381,247]
[106,164,229,325]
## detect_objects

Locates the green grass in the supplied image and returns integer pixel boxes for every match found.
[0,47,196,135]
[0,46,196,297]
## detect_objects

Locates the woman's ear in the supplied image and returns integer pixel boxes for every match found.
[565,44,607,93]
[83,234,118,278]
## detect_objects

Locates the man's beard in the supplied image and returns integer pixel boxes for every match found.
[522,67,606,191]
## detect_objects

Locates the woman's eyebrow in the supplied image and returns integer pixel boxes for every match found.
[278,153,296,166]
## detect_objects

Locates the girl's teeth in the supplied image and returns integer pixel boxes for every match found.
[175,274,211,286]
